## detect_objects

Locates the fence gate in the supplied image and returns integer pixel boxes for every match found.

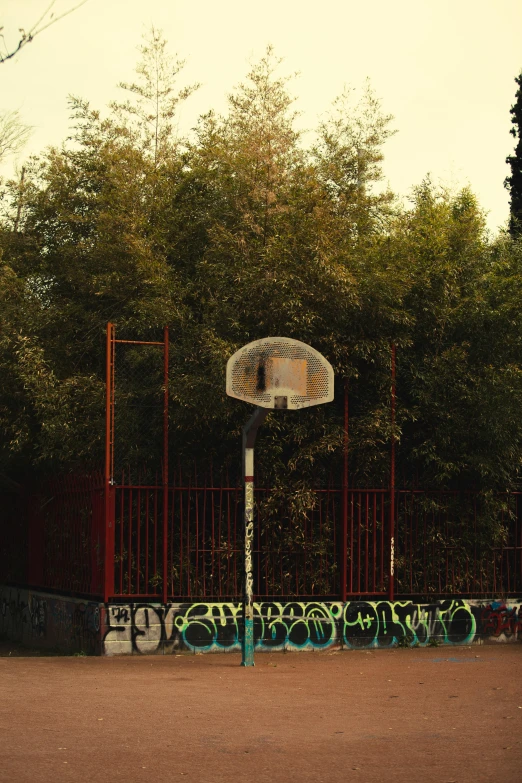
[104,322,169,602]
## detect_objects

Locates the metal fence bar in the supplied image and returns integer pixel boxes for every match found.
[341,379,349,601]
[5,477,522,602]
[389,343,396,601]
[103,322,116,602]
[162,327,169,604]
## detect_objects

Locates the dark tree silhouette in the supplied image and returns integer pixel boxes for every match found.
[505,71,522,237]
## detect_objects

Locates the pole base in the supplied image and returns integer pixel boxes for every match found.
[241,617,255,666]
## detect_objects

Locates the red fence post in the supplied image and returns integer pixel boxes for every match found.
[91,475,105,596]
[389,344,396,601]
[103,323,116,603]
[162,326,169,605]
[341,379,349,602]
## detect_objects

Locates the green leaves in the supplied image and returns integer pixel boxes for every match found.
[110,26,200,166]
[392,180,522,489]
[1,35,522,497]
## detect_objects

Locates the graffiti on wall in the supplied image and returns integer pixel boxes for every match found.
[49,600,100,652]
[29,595,47,638]
[343,600,477,647]
[103,601,339,655]
[0,590,48,639]
[480,601,522,640]
[103,597,521,655]
[0,587,100,653]
[1,585,519,656]
[1,590,33,639]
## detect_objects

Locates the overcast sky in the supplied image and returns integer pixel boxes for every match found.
[1,0,521,233]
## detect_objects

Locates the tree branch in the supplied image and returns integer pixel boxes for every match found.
[0,0,90,64]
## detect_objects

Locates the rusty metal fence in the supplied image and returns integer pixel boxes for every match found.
[106,482,522,602]
[111,480,344,601]
[2,479,521,601]
[1,324,521,602]
[1,473,105,598]
[395,491,522,597]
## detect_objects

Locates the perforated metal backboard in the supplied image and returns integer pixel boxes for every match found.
[226,337,334,410]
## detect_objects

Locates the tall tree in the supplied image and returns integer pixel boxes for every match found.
[391,179,522,489]
[0,95,186,474]
[164,50,408,485]
[314,81,396,240]
[110,26,199,167]
[4,31,521,500]
[505,71,522,237]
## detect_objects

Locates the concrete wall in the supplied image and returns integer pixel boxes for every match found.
[1,586,520,655]
[102,598,522,655]
[0,586,101,655]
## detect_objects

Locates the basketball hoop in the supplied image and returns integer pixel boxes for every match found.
[226,336,334,410]
[226,337,335,666]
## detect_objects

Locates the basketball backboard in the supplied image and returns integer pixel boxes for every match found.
[226,337,334,410]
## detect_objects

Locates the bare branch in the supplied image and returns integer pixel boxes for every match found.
[0,0,90,64]
[0,109,32,161]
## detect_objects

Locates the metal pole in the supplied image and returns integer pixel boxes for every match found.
[104,323,116,603]
[162,327,169,605]
[389,344,396,601]
[341,379,349,602]
[241,407,267,666]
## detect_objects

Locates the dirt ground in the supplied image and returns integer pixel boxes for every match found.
[0,645,521,783]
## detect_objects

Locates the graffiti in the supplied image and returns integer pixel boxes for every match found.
[243,482,255,664]
[343,600,476,648]
[111,606,130,624]
[244,483,254,606]
[71,603,100,653]
[0,590,30,639]
[480,601,522,640]
[29,595,47,638]
[39,597,100,651]
[103,598,522,655]
[50,600,73,636]
[103,601,341,655]
[48,599,100,652]
[0,590,49,640]
[1,585,520,657]
[0,587,101,654]
[178,601,340,652]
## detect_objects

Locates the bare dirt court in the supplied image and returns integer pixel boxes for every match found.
[0,645,521,783]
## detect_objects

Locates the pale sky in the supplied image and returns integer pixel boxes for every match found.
[1,0,521,233]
